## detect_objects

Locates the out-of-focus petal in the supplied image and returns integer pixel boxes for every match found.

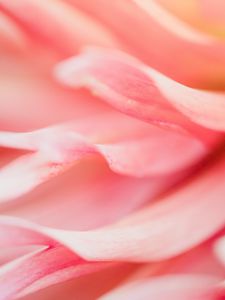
[0,11,28,53]
[100,275,219,300]
[67,0,225,87]
[215,235,225,266]
[0,0,118,56]
[55,48,225,132]
[200,0,225,24]
[0,49,112,131]
[157,0,225,38]
[20,263,136,300]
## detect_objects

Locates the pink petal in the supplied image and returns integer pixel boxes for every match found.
[0,218,128,299]
[67,0,225,87]
[1,155,225,263]
[100,241,225,299]
[55,48,225,132]
[1,158,171,230]
[40,157,225,261]
[0,152,74,202]
[0,0,118,56]
[20,263,135,300]
[0,244,109,300]
[215,236,225,267]
[156,0,225,38]
[0,52,110,131]
[0,112,211,201]
[100,275,219,300]
[0,11,27,54]
[1,153,225,297]
[200,0,225,24]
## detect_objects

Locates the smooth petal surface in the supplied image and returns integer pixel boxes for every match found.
[0,0,118,56]
[67,0,225,87]
[20,263,136,300]
[100,275,219,300]
[55,48,225,132]
[0,155,225,264]
[0,1,224,299]
[0,110,209,202]
[100,240,225,300]
[157,0,225,38]
[215,236,225,266]
[0,244,111,300]
[1,158,172,230]
[43,157,225,262]
[0,11,28,53]
[0,53,111,131]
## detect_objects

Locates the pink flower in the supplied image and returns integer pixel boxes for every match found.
[0,0,224,299]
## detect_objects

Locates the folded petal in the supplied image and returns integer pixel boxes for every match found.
[1,154,225,297]
[19,263,135,300]
[0,111,210,202]
[0,244,110,300]
[1,158,172,230]
[1,155,225,263]
[67,0,225,87]
[55,48,225,132]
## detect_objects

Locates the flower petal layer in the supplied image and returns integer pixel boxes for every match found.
[55,48,225,132]
[0,112,210,202]
[100,275,219,300]
[1,155,225,263]
[67,0,225,87]
[0,0,118,56]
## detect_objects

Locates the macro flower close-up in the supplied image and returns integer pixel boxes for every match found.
[0,0,225,299]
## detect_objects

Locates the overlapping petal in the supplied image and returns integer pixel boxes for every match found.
[100,275,219,300]
[156,0,225,39]
[0,111,211,202]
[55,48,225,133]
[1,161,225,300]
[0,1,224,299]
[0,0,118,56]
[66,0,225,87]
[1,154,225,262]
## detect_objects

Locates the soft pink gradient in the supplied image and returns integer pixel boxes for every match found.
[0,1,225,299]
